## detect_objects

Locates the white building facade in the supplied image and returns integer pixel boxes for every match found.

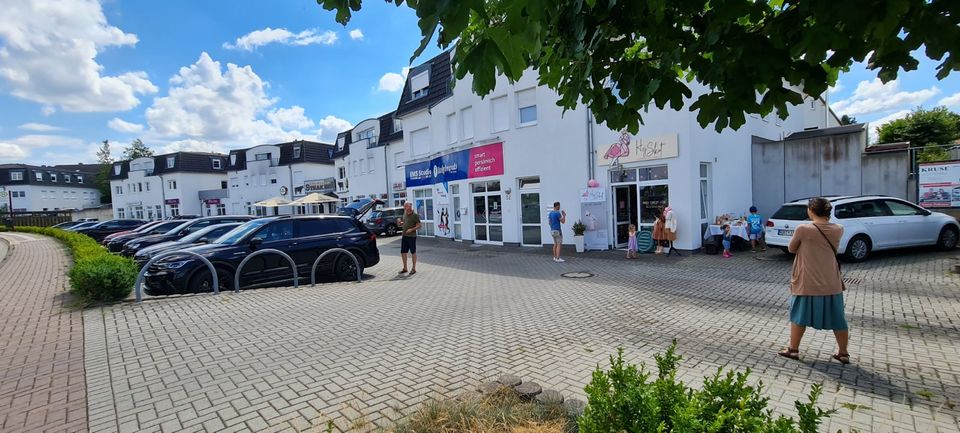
[109,152,229,220]
[333,112,407,208]
[226,140,337,216]
[0,164,102,212]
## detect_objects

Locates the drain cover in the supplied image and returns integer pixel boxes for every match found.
[562,272,594,279]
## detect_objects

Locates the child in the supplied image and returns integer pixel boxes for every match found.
[747,206,766,252]
[627,224,638,259]
[721,224,733,258]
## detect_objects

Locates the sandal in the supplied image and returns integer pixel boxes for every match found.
[832,353,851,364]
[777,347,800,360]
[398,269,408,274]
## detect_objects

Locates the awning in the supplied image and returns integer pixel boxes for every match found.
[290,193,339,205]
[254,197,292,207]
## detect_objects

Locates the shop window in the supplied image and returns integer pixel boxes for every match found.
[413,188,434,236]
[169,204,180,217]
[610,168,638,183]
[638,165,668,181]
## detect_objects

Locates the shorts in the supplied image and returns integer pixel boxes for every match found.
[401,236,417,254]
[722,240,732,250]
[551,230,562,244]
[749,233,761,241]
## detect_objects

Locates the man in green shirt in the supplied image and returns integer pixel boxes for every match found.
[398,201,422,275]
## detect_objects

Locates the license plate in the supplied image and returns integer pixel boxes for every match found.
[778,229,794,236]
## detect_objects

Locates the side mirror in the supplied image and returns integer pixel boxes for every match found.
[196,239,208,244]
[249,237,263,248]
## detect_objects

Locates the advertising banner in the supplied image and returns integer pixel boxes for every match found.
[597,131,679,166]
[580,187,609,250]
[164,198,179,205]
[918,161,960,208]
[405,142,505,187]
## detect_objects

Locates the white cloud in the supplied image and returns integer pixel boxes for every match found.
[107,117,144,133]
[19,123,64,132]
[831,78,939,117]
[41,106,56,116]
[939,92,960,108]
[349,29,364,41]
[317,115,352,139]
[868,109,911,143]
[0,134,87,162]
[0,0,157,112]
[223,27,338,51]
[827,82,843,96]
[377,67,411,92]
[267,106,314,130]
[158,139,227,155]
[0,143,27,159]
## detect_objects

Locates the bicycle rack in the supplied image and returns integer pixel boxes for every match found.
[134,250,219,303]
[310,248,362,286]
[234,248,298,293]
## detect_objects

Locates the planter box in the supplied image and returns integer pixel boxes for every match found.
[574,235,585,253]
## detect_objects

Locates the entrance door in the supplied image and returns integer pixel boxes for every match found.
[520,191,542,246]
[452,184,462,240]
[472,180,503,244]
[613,184,638,247]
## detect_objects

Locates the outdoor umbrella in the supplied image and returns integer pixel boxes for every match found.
[253,197,292,207]
[289,192,339,205]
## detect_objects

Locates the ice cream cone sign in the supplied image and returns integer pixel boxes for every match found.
[603,130,631,166]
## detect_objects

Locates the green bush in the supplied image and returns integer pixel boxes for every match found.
[6,226,136,304]
[579,342,835,433]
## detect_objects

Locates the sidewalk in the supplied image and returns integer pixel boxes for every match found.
[0,233,87,432]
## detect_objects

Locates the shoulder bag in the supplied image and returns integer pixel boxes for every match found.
[812,224,846,291]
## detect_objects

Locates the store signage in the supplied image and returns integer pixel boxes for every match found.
[405,142,504,187]
[597,132,679,166]
[164,198,179,205]
[302,178,336,194]
[392,182,405,191]
[580,187,606,203]
[204,199,221,205]
[918,161,960,208]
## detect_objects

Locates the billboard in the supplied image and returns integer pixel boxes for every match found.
[597,132,679,166]
[405,142,504,187]
[918,161,960,208]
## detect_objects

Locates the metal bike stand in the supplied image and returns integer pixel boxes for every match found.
[134,250,219,303]
[234,248,298,293]
[310,248,362,285]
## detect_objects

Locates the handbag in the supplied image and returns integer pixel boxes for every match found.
[812,224,846,291]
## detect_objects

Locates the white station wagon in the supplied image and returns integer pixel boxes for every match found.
[765,195,960,262]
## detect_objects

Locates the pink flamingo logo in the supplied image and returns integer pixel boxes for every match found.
[603,130,631,165]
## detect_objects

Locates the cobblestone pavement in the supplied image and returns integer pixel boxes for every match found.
[0,232,87,433]
[82,237,960,432]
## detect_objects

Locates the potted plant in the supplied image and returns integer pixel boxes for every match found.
[572,220,586,253]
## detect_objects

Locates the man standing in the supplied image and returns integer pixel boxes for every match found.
[398,201,422,275]
[548,201,566,262]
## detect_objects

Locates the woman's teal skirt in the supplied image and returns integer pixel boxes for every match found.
[790,294,848,330]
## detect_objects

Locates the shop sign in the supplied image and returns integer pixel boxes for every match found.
[204,199,220,205]
[392,182,405,191]
[918,161,960,208]
[164,198,179,205]
[580,187,606,203]
[597,132,679,166]
[405,142,504,187]
[301,178,336,194]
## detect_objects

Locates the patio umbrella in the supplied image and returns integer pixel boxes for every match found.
[289,192,338,205]
[254,197,292,207]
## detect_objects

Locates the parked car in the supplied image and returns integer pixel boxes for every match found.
[365,206,404,236]
[104,220,189,252]
[120,215,254,257]
[134,222,242,268]
[765,195,960,262]
[65,221,100,231]
[75,219,147,242]
[337,198,383,220]
[52,221,84,229]
[102,220,165,244]
[143,215,379,295]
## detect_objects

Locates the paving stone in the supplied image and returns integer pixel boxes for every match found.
[535,389,565,405]
[497,374,522,387]
[478,382,505,395]
[514,382,543,399]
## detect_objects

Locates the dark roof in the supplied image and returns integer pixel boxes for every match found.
[784,123,865,141]
[109,152,228,180]
[395,50,453,117]
[0,163,104,187]
[332,130,353,158]
[226,140,335,171]
[864,141,910,153]
[377,111,403,145]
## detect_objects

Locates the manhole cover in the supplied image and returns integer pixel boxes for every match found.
[562,272,594,279]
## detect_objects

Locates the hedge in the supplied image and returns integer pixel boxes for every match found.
[2,226,136,303]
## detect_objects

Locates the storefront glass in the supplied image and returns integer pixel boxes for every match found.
[413,188,434,236]
[472,180,503,243]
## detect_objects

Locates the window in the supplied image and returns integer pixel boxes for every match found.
[255,153,270,161]
[10,171,23,181]
[11,191,25,198]
[297,219,344,237]
[358,127,375,142]
[410,71,429,99]
[446,113,457,144]
[76,175,84,184]
[113,164,121,175]
[127,184,132,193]
[168,180,177,190]
[411,127,430,156]
[517,88,537,126]
[699,163,711,221]
[256,221,294,242]
[216,204,226,215]
[64,175,71,183]
[115,186,123,195]
[35,172,43,181]
[810,99,816,110]
[167,156,175,168]
[883,200,923,216]
[169,204,180,217]
[212,159,222,169]
[145,182,150,192]
[393,118,403,132]
[293,146,302,159]
[337,136,345,150]
[368,156,375,173]
[230,154,237,165]
[221,181,228,189]
[338,167,346,179]
[117,208,125,218]
[491,95,509,132]
[50,173,57,182]
[270,178,277,184]
[137,183,143,192]
[638,165,669,181]
[460,106,474,139]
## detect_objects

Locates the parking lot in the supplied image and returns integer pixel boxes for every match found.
[3,232,960,432]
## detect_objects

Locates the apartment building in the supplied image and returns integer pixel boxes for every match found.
[332,111,407,208]
[0,163,103,212]
[109,152,228,220]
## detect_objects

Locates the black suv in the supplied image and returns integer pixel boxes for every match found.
[120,215,254,257]
[75,219,147,242]
[143,215,380,295]
[104,219,187,252]
[365,207,404,236]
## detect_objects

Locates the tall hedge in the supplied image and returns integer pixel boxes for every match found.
[4,226,136,303]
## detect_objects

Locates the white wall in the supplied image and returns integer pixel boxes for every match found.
[111,169,226,219]
[337,118,389,202]
[227,148,335,216]
[8,184,101,212]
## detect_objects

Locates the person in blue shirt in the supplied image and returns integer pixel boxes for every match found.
[548,201,566,262]
[747,206,766,253]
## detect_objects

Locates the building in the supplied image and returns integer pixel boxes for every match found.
[395,50,840,250]
[332,111,407,208]
[226,140,337,216]
[109,152,229,220]
[0,163,103,212]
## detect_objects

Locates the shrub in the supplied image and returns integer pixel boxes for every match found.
[8,226,136,304]
[579,342,835,433]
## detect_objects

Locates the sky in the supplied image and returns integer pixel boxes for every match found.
[0,0,958,166]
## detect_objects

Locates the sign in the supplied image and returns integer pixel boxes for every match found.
[580,187,606,203]
[597,131,679,166]
[279,186,289,196]
[392,182,405,191]
[299,178,336,196]
[204,199,221,205]
[918,161,960,208]
[164,198,179,205]
[405,142,504,187]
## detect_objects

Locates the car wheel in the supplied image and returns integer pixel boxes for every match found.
[386,224,398,236]
[937,226,959,251]
[189,267,234,293]
[843,235,871,262]
[779,246,792,255]
[334,253,364,281]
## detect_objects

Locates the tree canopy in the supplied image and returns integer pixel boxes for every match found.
[122,139,153,160]
[877,106,960,162]
[318,0,959,132]
[95,140,113,204]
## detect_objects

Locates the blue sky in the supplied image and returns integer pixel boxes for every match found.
[0,0,958,165]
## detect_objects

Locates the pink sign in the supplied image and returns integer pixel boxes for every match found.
[468,142,504,178]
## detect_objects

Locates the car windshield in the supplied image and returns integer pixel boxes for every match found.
[180,223,238,243]
[164,220,194,235]
[369,211,384,219]
[214,219,275,245]
[771,205,810,221]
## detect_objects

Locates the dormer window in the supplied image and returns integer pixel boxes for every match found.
[255,153,270,161]
[337,137,345,151]
[212,159,222,169]
[293,146,302,159]
[35,172,43,181]
[410,71,429,100]
[10,171,23,181]
[113,164,121,175]
[77,175,84,184]
[65,174,71,183]
[230,154,237,165]
[166,156,175,168]
[50,173,57,183]
[394,118,403,132]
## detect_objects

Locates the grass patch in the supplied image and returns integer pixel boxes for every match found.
[898,323,919,330]
[385,387,575,433]
[916,389,935,400]
[839,402,872,412]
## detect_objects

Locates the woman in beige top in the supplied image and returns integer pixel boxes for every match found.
[777,197,850,364]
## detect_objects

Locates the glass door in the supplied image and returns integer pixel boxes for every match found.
[639,184,669,225]
[473,194,487,242]
[472,180,503,244]
[613,184,637,247]
[451,184,462,240]
[520,191,542,246]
